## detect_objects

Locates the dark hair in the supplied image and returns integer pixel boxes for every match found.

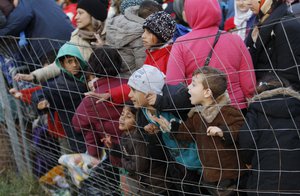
[87,47,122,77]
[138,0,163,19]
[256,74,290,94]
[193,66,227,99]
[124,101,137,116]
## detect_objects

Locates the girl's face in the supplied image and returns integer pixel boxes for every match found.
[119,106,136,132]
[236,0,251,12]
[75,8,93,31]
[142,28,159,49]
[247,0,260,15]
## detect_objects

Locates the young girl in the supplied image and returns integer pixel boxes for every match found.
[103,102,167,195]
[239,74,300,195]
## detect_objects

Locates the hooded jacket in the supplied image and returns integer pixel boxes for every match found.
[239,88,300,194]
[41,44,88,152]
[166,0,256,110]
[106,5,146,77]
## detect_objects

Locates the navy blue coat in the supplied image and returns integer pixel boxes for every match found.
[0,0,74,65]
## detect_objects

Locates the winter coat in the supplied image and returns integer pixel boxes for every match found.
[239,87,300,195]
[166,0,256,110]
[40,44,88,153]
[72,77,127,166]
[32,29,94,82]
[246,3,300,91]
[106,5,146,78]
[0,0,74,64]
[176,92,245,183]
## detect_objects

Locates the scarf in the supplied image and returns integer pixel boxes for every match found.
[77,17,105,41]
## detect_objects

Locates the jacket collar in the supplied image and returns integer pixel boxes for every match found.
[250,87,300,103]
[188,91,231,123]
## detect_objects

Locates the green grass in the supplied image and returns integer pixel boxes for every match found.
[0,169,46,196]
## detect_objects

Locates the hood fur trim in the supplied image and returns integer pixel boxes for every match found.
[188,91,231,123]
[250,87,300,103]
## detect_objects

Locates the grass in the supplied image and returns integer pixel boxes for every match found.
[0,169,46,196]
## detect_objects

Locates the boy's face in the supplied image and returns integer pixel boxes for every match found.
[188,74,210,105]
[142,28,159,49]
[119,106,136,131]
[128,87,148,108]
[62,56,81,75]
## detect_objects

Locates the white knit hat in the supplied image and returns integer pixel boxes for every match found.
[128,65,165,95]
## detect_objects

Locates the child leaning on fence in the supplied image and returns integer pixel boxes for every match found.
[34,43,88,153]
[155,66,246,195]
[239,74,300,195]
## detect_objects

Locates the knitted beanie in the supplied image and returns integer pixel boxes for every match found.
[77,0,108,21]
[120,0,144,14]
[143,11,176,42]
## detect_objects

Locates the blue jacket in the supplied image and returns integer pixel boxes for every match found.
[0,0,74,64]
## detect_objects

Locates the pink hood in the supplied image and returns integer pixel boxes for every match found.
[185,0,221,30]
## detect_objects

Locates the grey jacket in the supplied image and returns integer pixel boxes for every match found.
[106,6,146,78]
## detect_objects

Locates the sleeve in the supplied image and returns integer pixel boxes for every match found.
[19,86,42,104]
[166,41,186,85]
[109,83,130,104]
[238,38,256,99]
[72,98,94,133]
[32,63,61,83]
[0,2,33,36]
[238,105,259,165]
[173,117,195,141]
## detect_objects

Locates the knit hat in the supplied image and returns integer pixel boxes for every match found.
[143,11,176,42]
[120,0,144,14]
[128,65,165,95]
[77,0,108,21]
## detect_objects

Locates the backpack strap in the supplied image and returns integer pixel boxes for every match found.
[204,30,222,66]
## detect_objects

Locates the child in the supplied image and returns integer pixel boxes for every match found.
[35,42,88,153]
[128,65,203,195]
[157,66,245,195]
[239,74,300,195]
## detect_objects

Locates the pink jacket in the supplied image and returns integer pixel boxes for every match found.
[166,0,256,109]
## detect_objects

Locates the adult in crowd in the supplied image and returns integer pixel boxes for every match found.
[246,0,300,91]
[166,0,256,113]
[0,0,74,66]
[14,0,109,83]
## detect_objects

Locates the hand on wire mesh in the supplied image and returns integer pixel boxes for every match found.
[84,92,111,104]
[101,135,112,148]
[150,115,171,132]
[9,88,23,99]
[87,77,99,91]
[206,126,224,137]
[37,99,50,110]
[146,92,157,106]
[144,123,159,135]
[13,73,34,82]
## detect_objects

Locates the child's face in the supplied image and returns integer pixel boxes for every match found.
[236,0,250,13]
[75,8,93,31]
[119,106,136,132]
[142,28,159,49]
[62,56,81,75]
[128,87,148,108]
[188,74,209,105]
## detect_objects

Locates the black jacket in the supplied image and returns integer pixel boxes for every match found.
[239,87,300,195]
[246,3,300,90]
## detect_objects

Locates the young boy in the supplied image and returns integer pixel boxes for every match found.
[167,66,245,195]
[35,42,88,153]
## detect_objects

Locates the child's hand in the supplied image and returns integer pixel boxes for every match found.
[146,92,157,106]
[84,92,110,104]
[13,73,34,82]
[101,135,112,148]
[150,115,171,132]
[207,126,224,138]
[37,99,50,110]
[9,88,23,99]
[144,123,159,134]
[87,77,99,91]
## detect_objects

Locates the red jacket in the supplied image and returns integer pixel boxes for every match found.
[110,45,172,104]
[72,77,127,165]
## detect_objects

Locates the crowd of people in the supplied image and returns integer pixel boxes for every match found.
[1,0,300,195]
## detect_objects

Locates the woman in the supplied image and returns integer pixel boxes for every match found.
[14,0,108,82]
[246,0,300,91]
